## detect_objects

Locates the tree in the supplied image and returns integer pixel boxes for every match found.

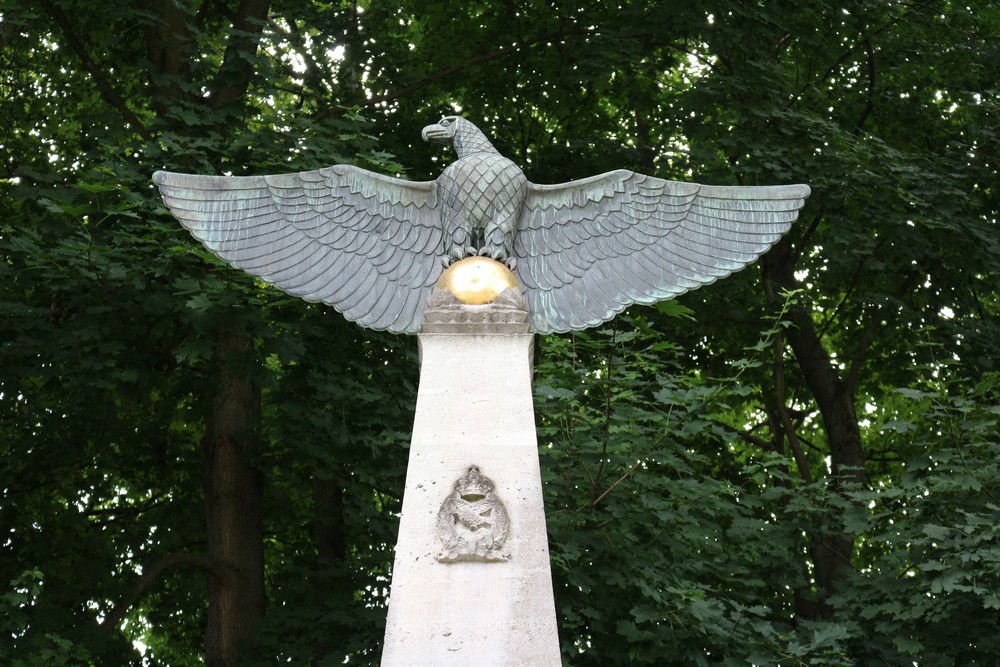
[1,0,998,664]
[2,2,409,664]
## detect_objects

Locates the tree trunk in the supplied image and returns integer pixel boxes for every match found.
[312,479,347,660]
[202,334,265,667]
[762,238,865,615]
[315,480,346,565]
[140,5,273,663]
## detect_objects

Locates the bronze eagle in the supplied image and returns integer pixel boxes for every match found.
[153,117,809,334]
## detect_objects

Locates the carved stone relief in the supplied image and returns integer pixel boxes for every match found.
[436,465,510,563]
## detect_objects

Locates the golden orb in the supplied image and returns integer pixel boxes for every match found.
[436,256,520,304]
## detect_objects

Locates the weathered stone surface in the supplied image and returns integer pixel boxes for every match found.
[421,286,529,334]
[381,331,560,666]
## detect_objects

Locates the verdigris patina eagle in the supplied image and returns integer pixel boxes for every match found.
[153,116,809,334]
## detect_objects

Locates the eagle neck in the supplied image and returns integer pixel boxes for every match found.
[453,119,498,158]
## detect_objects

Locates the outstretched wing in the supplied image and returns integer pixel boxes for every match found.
[154,166,444,334]
[515,170,809,333]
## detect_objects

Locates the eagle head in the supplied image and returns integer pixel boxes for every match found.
[421,116,461,145]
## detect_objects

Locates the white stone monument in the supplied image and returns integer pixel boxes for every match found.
[381,259,561,665]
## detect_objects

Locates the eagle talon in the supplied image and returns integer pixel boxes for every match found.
[443,247,467,267]
[480,245,510,263]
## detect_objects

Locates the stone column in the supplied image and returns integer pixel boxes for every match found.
[381,289,561,666]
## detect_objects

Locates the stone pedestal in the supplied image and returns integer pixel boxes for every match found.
[381,289,561,666]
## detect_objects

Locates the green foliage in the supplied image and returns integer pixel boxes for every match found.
[535,313,849,665]
[1,0,998,664]
[830,378,1000,664]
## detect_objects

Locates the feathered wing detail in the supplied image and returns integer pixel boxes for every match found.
[153,166,443,333]
[515,169,810,333]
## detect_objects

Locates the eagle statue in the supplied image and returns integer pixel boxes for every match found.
[153,116,809,334]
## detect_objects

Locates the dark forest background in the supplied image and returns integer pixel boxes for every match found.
[1,1,998,664]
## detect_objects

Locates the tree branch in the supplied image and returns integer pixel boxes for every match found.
[788,0,936,110]
[268,16,331,100]
[845,319,878,396]
[1,8,21,50]
[41,0,151,140]
[968,276,987,319]
[711,419,770,449]
[210,0,272,110]
[312,28,594,122]
[790,214,823,266]
[141,1,195,113]
[845,271,916,393]
[589,460,643,510]
[84,494,169,524]
[854,36,877,132]
[101,553,237,632]
[592,319,618,505]
[762,237,867,485]
[816,235,890,343]
[774,330,814,484]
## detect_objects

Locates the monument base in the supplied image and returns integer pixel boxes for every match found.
[381,292,560,665]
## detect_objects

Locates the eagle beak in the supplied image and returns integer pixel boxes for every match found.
[421,123,450,144]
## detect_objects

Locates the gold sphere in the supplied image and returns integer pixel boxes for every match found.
[436,256,520,304]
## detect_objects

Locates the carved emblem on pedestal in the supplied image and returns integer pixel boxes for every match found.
[436,466,510,563]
